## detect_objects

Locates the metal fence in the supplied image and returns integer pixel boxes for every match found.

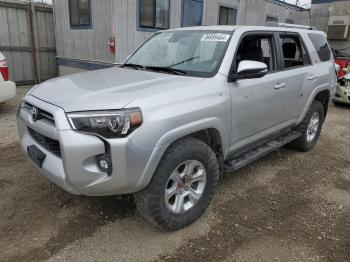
[0,0,56,85]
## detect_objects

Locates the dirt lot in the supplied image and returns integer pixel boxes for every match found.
[0,87,349,262]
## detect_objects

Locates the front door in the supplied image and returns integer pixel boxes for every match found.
[181,0,203,27]
[229,33,286,148]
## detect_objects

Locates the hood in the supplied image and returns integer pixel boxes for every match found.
[30,67,202,112]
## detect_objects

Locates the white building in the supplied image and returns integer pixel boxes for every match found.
[309,0,350,55]
[53,0,310,75]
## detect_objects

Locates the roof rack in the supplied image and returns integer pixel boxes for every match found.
[266,22,316,30]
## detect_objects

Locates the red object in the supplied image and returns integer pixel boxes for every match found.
[335,58,350,78]
[0,59,9,81]
[108,36,116,54]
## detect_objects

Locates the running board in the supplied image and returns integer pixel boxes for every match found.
[224,131,301,172]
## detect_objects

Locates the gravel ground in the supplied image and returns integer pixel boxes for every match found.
[0,87,29,148]
[0,88,349,262]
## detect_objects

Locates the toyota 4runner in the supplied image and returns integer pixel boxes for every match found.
[17,26,337,230]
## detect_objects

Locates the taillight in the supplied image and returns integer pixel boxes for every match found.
[0,59,9,81]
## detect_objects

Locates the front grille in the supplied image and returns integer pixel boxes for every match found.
[28,127,61,157]
[24,102,55,125]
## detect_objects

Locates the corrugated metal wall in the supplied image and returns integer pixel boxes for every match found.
[53,0,116,64]
[305,3,332,31]
[239,0,303,25]
[115,0,181,63]
[115,0,306,63]
[203,0,240,25]
[0,0,57,85]
[53,0,308,68]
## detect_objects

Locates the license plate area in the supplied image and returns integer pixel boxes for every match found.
[27,145,46,168]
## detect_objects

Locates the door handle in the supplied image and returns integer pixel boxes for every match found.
[307,75,318,81]
[274,82,286,90]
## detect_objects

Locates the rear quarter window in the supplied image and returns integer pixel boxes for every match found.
[308,33,332,62]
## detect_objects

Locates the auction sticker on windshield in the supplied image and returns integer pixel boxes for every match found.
[201,33,230,42]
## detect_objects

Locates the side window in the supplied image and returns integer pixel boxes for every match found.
[69,0,92,29]
[219,6,237,25]
[280,35,310,69]
[139,0,170,30]
[236,35,276,72]
[308,33,332,62]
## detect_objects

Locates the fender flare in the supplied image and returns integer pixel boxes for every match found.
[135,117,229,191]
[297,84,331,124]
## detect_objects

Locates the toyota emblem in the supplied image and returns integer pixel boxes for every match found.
[29,106,39,121]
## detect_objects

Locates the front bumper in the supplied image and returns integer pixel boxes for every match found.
[17,95,155,196]
[0,80,16,103]
[334,84,350,104]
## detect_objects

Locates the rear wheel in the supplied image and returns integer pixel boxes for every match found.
[134,137,219,231]
[288,101,324,152]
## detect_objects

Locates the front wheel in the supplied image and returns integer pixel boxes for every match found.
[288,101,324,152]
[134,137,219,231]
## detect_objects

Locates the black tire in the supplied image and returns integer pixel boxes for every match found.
[134,137,219,231]
[288,101,324,152]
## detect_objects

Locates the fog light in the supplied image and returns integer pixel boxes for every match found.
[99,159,109,169]
[97,154,112,174]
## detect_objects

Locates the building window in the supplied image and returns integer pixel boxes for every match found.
[69,0,92,29]
[285,18,294,24]
[139,0,170,31]
[266,15,278,24]
[219,6,237,25]
[181,0,203,27]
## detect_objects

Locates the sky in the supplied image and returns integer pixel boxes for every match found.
[283,0,312,8]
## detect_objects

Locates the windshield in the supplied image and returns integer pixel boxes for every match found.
[124,30,233,77]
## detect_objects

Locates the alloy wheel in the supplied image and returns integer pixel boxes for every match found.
[165,160,207,214]
[306,112,320,142]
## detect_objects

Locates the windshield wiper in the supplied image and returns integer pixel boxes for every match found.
[122,63,187,75]
[121,63,145,70]
[145,66,187,75]
[168,56,199,68]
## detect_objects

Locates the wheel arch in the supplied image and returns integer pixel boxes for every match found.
[314,89,330,118]
[298,87,331,124]
[185,128,225,175]
[135,118,228,191]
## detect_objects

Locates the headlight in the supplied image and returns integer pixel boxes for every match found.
[67,108,142,138]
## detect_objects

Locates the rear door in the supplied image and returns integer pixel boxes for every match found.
[275,32,314,121]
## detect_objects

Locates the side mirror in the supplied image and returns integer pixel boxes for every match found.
[229,60,268,81]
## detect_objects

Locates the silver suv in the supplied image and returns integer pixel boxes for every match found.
[17,26,337,230]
